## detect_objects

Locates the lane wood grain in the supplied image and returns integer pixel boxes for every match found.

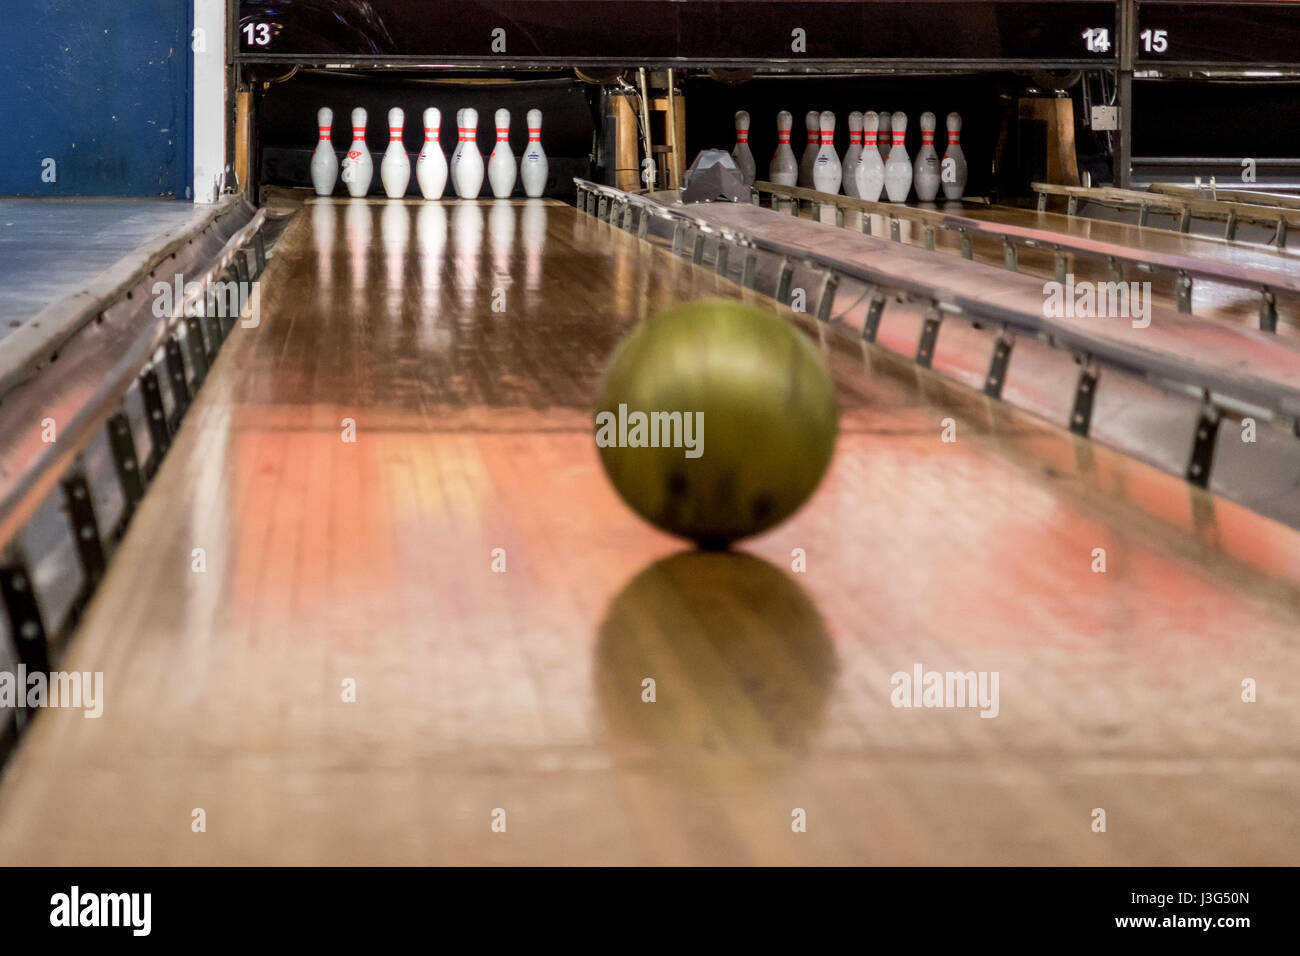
[0,198,1297,864]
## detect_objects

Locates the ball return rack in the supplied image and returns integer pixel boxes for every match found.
[1033,181,1300,251]
[574,177,1300,531]
[749,181,1300,335]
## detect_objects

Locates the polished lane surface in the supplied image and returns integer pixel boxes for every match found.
[808,199,1300,336]
[0,198,1298,864]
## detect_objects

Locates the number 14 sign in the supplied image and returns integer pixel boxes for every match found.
[1082,27,1111,53]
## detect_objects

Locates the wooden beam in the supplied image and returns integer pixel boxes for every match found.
[1019,96,1080,188]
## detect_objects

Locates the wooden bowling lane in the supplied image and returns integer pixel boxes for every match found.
[959,202,1300,327]
[807,200,1300,334]
[1,198,1299,865]
[961,200,1300,272]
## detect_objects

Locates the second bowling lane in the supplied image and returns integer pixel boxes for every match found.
[955,199,1300,330]
[0,198,1297,865]
[801,197,1300,335]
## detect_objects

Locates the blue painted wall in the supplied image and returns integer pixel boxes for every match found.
[1,1,191,197]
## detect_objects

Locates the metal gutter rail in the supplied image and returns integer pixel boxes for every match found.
[1033,181,1300,250]
[0,201,269,688]
[573,177,1300,495]
[751,181,1299,335]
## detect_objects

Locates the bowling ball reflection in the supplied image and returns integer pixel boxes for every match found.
[594,551,837,768]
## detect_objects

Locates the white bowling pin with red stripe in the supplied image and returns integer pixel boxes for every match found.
[416,107,448,200]
[912,111,941,201]
[876,110,892,164]
[769,110,798,186]
[380,107,411,198]
[942,112,968,200]
[731,110,756,186]
[340,107,373,197]
[842,111,863,197]
[884,111,912,202]
[855,111,885,202]
[450,109,466,187]
[812,110,841,195]
[310,107,337,196]
[521,109,548,198]
[488,108,517,198]
[454,107,484,198]
[798,110,820,188]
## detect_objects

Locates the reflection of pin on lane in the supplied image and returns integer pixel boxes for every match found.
[451,201,482,307]
[381,201,409,291]
[344,199,371,301]
[489,196,515,261]
[521,199,546,291]
[415,202,446,304]
[310,202,335,294]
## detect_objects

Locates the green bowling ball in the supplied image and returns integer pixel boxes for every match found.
[593,298,838,547]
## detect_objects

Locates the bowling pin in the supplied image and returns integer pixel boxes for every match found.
[450,109,465,185]
[842,111,863,198]
[798,110,820,188]
[884,111,912,203]
[310,107,337,196]
[912,111,941,202]
[454,107,484,198]
[731,110,756,186]
[769,111,798,186]
[416,107,448,200]
[876,111,892,164]
[380,107,411,199]
[942,112,968,200]
[488,108,517,198]
[340,107,373,198]
[855,111,886,202]
[812,110,841,195]
[521,108,548,198]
